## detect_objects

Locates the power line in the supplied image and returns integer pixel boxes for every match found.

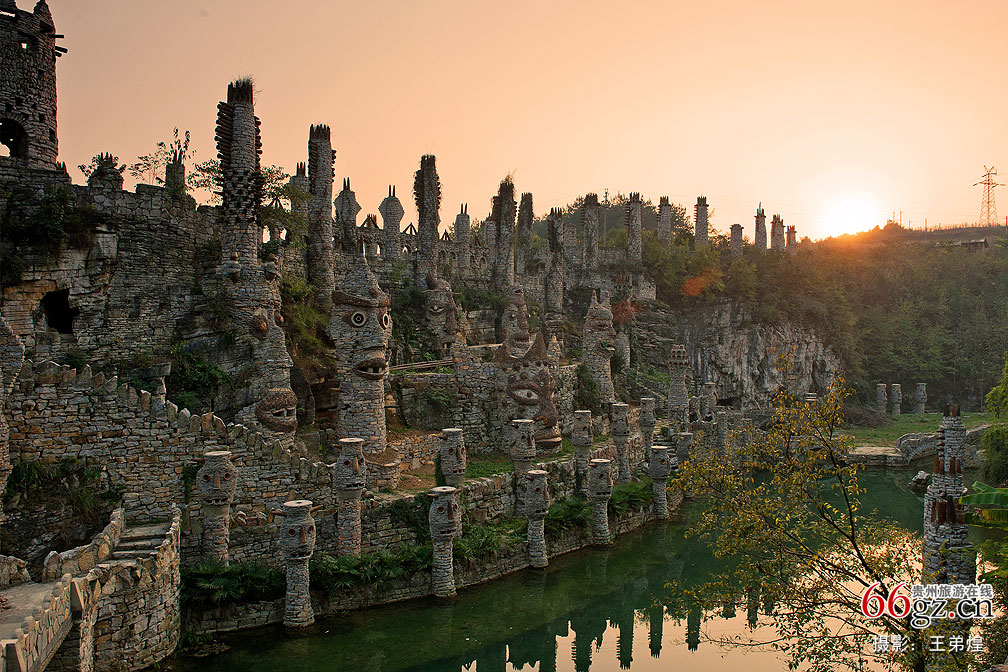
[974,166,1003,227]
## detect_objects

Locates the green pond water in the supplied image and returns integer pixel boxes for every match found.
[166,466,985,672]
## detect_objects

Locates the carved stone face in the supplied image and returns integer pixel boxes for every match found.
[572,410,592,446]
[640,398,656,430]
[501,284,530,351]
[508,419,537,461]
[649,446,671,481]
[196,451,238,508]
[584,295,616,361]
[328,270,392,387]
[279,500,316,561]
[519,470,550,520]
[333,438,366,492]
[256,388,298,433]
[496,333,561,451]
[588,459,612,501]
[424,272,459,353]
[610,403,629,437]
[439,428,466,478]
[429,486,460,542]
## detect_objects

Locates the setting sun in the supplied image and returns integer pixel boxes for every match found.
[820,192,884,237]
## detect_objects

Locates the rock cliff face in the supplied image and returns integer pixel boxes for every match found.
[633,302,840,409]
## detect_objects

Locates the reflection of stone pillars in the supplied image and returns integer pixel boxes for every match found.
[648,602,664,658]
[588,459,613,545]
[275,500,317,628]
[439,428,466,487]
[334,438,366,557]
[510,419,536,477]
[572,410,592,495]
[430,486,460,598]
[610,403,630,483]
[196,451,238,564]
[521,469,550,568]
[915,383,927,414]
[891,383,902,416]
[747,585,760,629]
[876,383,887,413]
[640,397,655,463]
[649,445,672,519]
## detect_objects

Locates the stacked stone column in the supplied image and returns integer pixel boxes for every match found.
[658,196,673,242]
[516,193,533,278]
[544,207,565,332]
[649,445,672,519]
[334,438,366,557]
[667,345,690,428]
[890,383,902,416]
[521,470,550,568]
[610,403,631,483]
[509,419,536,476]
[730,223,743,256]
[492,179,516,288]
[454,205,470,271]
[915,383,927,414]
[694,196,709,247]
[754,204,767,250]
[307,124,335,298]
[572,410,593,495]
[439,428,466,487]
[379,186,404,262]
[334,177,361,255]
[876,383,887,413]
[414,155,441,280]
[276,500,317,628]
[587,459,613,545]
[640,397,656,462]
[429,486,461,598]
[581,193,600,275]
[626,193,642,263]
[195,451,238,564]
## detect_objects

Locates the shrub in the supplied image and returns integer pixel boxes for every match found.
[165,345,230,412]
[544,496,592,537]
[982,424,1008,487]
[180,561,285,606]
[608,478,653,518]
[575,364,601,414]
[310,544,433,594]
[452,517,525,561]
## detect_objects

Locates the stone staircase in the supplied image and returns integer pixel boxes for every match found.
[102,522,172,564]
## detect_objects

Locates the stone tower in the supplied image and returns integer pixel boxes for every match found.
[217,79,262,275]
[658,196,672,242]
[516,192,533,278]
[307,123,336,299]
[544,207,565,330]
[730,223,743,256]
[754,204,767,250]
[334,177,361,255]
[770,214,785,250]
[414,154,441,282]
[785,225,796,253]
[492,178,517,288]
[626,192,642,263]
[0,0,62,167]
[581,193,600,275]
[288,162,309,214]
[694,196,709,247]
[922,408,975,584]
[583,291,616,405]
[379,185,403,262]
[454,204,470,271]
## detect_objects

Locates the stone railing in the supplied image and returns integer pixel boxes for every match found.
[43,508,124,580]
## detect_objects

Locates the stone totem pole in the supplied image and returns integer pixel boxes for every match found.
[429,486,461,598]
[520,469,550,568]
[0,316,24,524]
[275,500,318,628]
[582,193,600,276]
[587,459,613,545]
[327,255,392,476]
[196,451,238,564]
[667,344,690,428]
[495,332,561,454]
[876,383,888,413]
[544,207,565,333]
[414,154,441,283]
[640,397,656,462]
[649,445,672,519]
[890,383,902,416]
[583,291,617,405]
[500,284,531,353]
[423,272,460,356]
[509,419,537,476]
[610,402,631,483]
[915,383,927,414]
[572,410,592,493]
[516,192,533,278]
[333,438,366,557]
[306,123,336,300]
[379,185,404,262]
[439,428,466,487]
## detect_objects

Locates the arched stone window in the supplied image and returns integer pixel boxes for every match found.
[0,118,28,159]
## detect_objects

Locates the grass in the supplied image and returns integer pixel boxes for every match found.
[465,453,514,479]
[842,412,992,447]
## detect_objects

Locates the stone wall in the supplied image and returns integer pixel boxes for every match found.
[43,508,124,580]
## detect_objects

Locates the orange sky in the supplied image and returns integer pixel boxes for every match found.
[44,0,1008,240]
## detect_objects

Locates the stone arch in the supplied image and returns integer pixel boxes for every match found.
[0,118,28,159]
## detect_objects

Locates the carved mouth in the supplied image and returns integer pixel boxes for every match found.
[205,498,230,507]
[354,358,387,380]
[287,549,313,561]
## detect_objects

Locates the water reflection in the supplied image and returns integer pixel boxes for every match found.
[169,468,951,672]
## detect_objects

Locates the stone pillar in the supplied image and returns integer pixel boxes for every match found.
[217,80,261,274]
[667,344,689,428]
[754,204,767,250]
[516,192,533,278]
[730,223,743,256]
[770,214,785,251]
[785,225,796,253]
[307,124,336,298]
[587,458,613,545]
[509,418,536,477]
[915,383,927,414]
[164,160,185,196]
[334,177,361,255]
[581,193,600,275]
[676,431,694,467]
[626,192,642,263]
[521,470,550,568]
[694,196,709,247]
[492,178,517,289]
[544,207,565,330]
[454,204,470,271]
[334,438,366,557]
[640,397,656,462]
[277,500,317,628]
[288,163,310,213]
[439,428,466,487]
[876,383,888,413]
[615,331,630,371]
[701,382,717,421]
[195,451,237,565]
[658,196,672,242]
[379,186,404,262]
[572,410,592,495]
[610,403,631,483]
[429,486,460,598]
[890,384,902,416]
[414,154,441,281]
[650,445,672,519]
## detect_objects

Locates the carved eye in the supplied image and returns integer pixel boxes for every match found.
[351,311,367,327]
[381,313,391,329]
[437,505,445,513]
[534,487,541,493]
[223,472,231,481]
[344,460,351,467]
[288,528,297,536]
[308,525,314,534]
[429,305,444,315]
[203,474,211,482]
[509,386,540,404]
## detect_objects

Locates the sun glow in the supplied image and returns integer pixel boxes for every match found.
[820,193,883,237]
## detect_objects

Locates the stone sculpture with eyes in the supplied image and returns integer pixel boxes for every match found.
[500,283,531,353]
[649,445,673,519]
[495,332,562,455]
[587,458,613,545]
[424,271,460,355]
[272,499,319,628]
[429,486,461,597]
[326,254,394,477]
[333,437,366,556]
[196,451,238,564]
[520,469,550,568]
[583,291,617,405]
